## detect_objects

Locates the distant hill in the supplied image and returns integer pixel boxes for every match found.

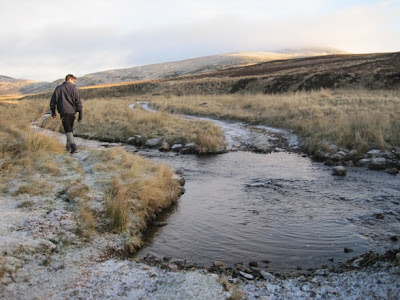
[204,51,400,93]
[77,48,346,87]
[0,48,346,95]
[0,75,17,82]
[0,76,40,95]
[71,51,400,99]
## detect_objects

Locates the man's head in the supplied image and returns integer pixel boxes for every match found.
[65,74,77,84]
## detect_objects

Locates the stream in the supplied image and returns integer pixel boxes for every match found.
[36,105,400,272]
[132,103,400,272]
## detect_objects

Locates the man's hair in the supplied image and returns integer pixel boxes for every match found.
[65,74,77,81]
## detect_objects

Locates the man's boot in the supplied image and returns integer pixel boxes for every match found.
[66,143,71,152]
[70,143,78,154]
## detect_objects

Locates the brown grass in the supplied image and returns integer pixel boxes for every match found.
[0,97,183,252]
[0,100,64,194]
[100,148,182,251]
[105,177,130,232]
[18,96,226,152]
[65,181,90,202]
[77,201,97,238]
[0,256,6,279]
[12,180,52,196]
[71,97,225,152]
[218,277,244,300]
[149,89,400,154]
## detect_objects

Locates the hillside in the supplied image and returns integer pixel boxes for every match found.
[76,48,345,87]
[204,51,400,93]
[1,48,344,95]
[62,51,400,99]
[0,76,39,96]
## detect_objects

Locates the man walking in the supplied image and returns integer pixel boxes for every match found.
[50,74,83,154]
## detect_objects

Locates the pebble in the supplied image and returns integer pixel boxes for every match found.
[213,261,224,268]
[301,284,312,292]
[261,259,271,264]
[374,213,385,220]
[311,277,320,284]
[250,267,262,276]
[332,166,347,176]
[352,258,364,268]
[149,270,157,277]
[320,285,337,295]
[314,269,330,276]
[239,271,254,280]
[385,168,399,175]
[367,149,381,156]
[260,271,275,281]
[163,257,172,262]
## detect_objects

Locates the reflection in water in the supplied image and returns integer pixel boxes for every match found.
[137,151,400,271]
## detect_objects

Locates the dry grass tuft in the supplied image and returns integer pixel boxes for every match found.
[194,126,224,153]
[0,100,64,172]
[77,201,97,238]
[65,181,90,202]
[105,177,130,232]
[99,148,182,251]
[0,100,65,195]
[218,277,245,300]
[0,256,6,279]
[12,180,51,196]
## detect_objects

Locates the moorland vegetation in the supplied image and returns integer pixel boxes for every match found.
[26,87,400,158]
[37,96,225,153]
[149,89,400,155]
[0,99,183,251]
[1,76,399,299]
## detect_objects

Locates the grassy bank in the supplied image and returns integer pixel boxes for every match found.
[19,96,225,153]
[61,97,225,153]
[0,98,183,252]
[0,98,62,182]
[149,89,400,154]
[98,147,182,251]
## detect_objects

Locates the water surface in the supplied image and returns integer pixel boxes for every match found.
[136,150,400,271]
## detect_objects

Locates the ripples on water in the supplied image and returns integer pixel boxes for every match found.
[137,151,400,271]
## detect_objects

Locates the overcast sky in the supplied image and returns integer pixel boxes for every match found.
[1,0,399,82]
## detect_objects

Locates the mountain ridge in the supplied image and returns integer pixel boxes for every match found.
[72,51,400,98]
[77,47,346,87]
[0,48,346,95]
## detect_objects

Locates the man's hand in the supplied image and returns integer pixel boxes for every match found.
[78,112,82,122]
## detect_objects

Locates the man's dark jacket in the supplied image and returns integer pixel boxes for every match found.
[50,81,82,116]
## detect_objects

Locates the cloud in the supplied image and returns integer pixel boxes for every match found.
[123,4,400,63]
[1,0,399,81]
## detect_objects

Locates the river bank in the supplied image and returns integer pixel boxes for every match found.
[1,97,399,299]
[1,137,399,299]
